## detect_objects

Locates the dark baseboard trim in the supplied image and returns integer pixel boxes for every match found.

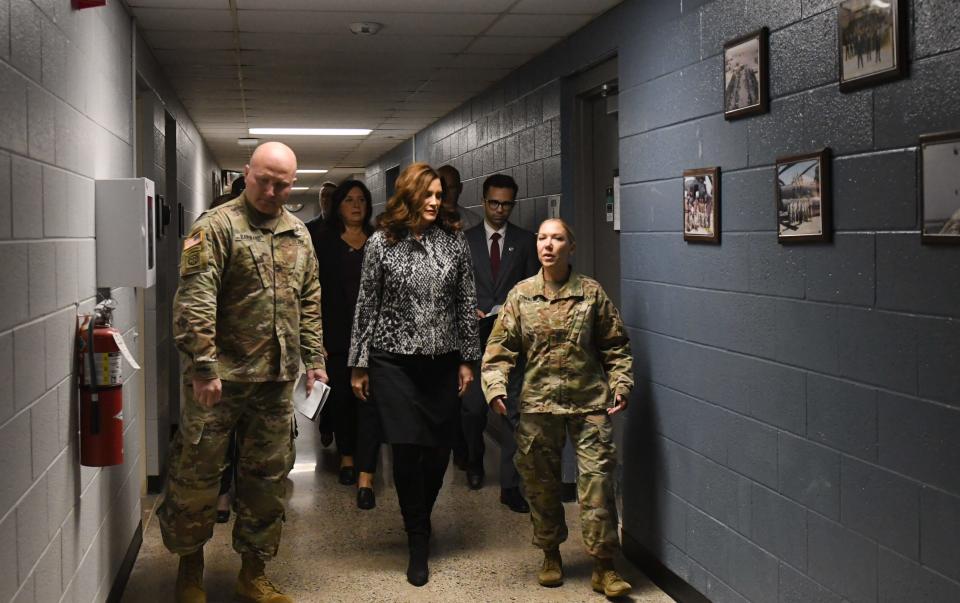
[622,531,711,603]
[107,521,143,603]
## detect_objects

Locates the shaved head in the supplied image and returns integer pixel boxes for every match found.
[244,142,298,216]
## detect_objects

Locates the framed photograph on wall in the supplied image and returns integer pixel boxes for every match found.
[776,149,831,244]
[920,131,960,245]
[723,28,768,120]
[838,0,906,92]
[683,167,720,243]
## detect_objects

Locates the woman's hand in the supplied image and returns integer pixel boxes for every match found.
[351,368,370,401]
[458,363,474,397]
[608,393,628,415]
[490,395,507,416]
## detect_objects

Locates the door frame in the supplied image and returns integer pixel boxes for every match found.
[569,57,619,277]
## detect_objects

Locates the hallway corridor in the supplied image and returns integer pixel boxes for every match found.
[122,423,671,602]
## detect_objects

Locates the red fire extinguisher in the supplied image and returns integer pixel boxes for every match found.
[78,300,124,467]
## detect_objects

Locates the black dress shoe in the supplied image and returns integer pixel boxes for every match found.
[338,466,357,485]
[500,487,530,513]
[466,468,484,490]
[406,534,430,586]
[320,431,334,447]
[215,509,231,523]
[357,487,376,510]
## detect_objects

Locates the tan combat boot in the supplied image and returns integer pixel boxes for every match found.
[175,550,206,603]
[537,548,563,587]
[591,558,632,598]
[235,554,293,603]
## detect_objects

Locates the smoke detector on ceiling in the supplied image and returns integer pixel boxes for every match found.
[349,22,383,36]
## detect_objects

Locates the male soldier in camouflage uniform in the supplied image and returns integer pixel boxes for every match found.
[158,142,327,603]
[482,218,633,598]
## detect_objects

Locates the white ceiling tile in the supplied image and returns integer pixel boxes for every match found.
[237,0,513,12]
[135,0,615,170]
[129,0,228,8]
[467,35,561,55]
[142,30,235,50]
[152,49,237,65]
[131,8,232,31]
[511,0,621,15]
[238,32,474,55]
[485,14,593,37]
[236,11,498,36]
[440,53,531,69]
[430,67,510,82]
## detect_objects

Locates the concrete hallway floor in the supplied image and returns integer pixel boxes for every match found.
[123,417,672,602]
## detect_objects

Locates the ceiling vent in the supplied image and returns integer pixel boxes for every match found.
[349,22,383,36]
[237,137,260,147]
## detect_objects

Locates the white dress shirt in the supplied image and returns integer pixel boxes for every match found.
[484,221,508,256]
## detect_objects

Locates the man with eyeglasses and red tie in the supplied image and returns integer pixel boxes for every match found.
[461,173,539,512]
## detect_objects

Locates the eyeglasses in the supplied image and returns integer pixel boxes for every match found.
[486,199,516,210]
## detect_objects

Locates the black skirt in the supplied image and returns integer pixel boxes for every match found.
[368,348,460,447]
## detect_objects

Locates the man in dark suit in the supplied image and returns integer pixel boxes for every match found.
[461,173,538,513]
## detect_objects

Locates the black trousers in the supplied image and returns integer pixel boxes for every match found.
[460,362,523,488]
[392,444,450,536]
[320,355,358,457]
[355,394,383,474]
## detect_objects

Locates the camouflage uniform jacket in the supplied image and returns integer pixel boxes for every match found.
[481,270,632,414]
[173,193,326,382]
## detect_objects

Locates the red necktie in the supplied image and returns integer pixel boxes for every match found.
[490,232,501,280]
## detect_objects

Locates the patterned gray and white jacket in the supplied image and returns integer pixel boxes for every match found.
[348,225,481,368]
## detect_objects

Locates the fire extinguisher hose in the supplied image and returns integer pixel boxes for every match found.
[87,315,100,435]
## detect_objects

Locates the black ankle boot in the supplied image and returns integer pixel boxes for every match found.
[406,534,429,586]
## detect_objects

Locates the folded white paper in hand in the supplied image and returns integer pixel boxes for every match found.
[484,304,503,319]
[293,372,331,421]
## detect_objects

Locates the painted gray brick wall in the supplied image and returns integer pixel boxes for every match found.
[366,0,960,600]
[618,0,960,601]
[362,0,628,231]
[0,1,218,601]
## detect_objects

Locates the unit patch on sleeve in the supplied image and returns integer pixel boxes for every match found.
[180,230,209,276]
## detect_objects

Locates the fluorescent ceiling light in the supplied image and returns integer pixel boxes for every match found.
[249,128,371,136]
[297,169,329,174]
[291,187,310,191]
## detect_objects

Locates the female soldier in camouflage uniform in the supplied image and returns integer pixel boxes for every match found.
[482,218,634,598]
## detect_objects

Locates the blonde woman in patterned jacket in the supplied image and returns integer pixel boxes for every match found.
[348,162,480,587]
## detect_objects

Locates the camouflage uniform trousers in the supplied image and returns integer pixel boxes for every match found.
[514,411,619,559]
[158,379,295,559]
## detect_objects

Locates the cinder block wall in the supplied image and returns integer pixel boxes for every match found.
[365,139,413,217]
[135,35,220,483]
[364,77,564,232]
[619,1,960,601]
[367,0,960,601]
[0,1,217,601]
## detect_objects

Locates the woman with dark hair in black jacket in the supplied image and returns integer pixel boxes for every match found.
[310,180,382,509]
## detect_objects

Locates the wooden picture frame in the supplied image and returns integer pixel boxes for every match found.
[838,0,907,92]
[683,167,721,244]
[723,28,769,120]
[920,131,960,245]
[776,149,832,244]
